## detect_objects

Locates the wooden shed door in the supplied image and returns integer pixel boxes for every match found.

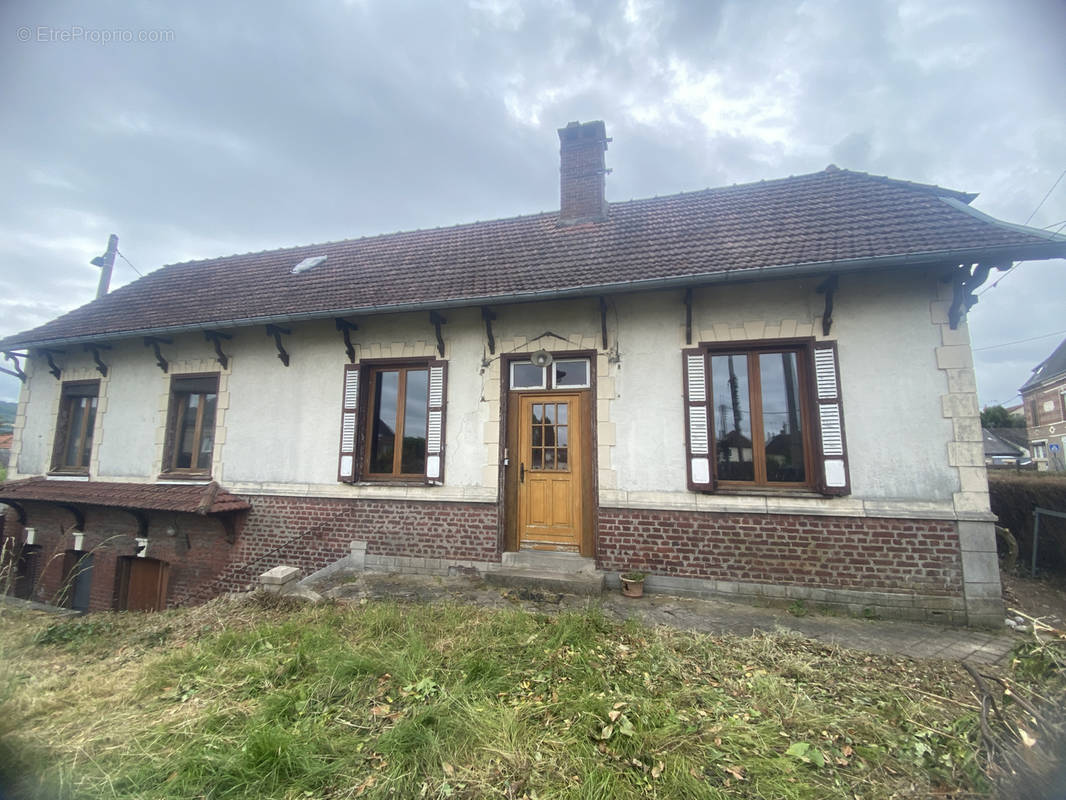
[517,393,584,552]
[117,557,169,612]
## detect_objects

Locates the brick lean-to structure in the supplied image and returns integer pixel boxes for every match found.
[3,121,1066,625]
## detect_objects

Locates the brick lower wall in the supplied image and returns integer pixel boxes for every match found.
[212,495,501,593]
[597,508,963,595]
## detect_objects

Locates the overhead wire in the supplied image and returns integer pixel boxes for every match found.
[116,249,143,277]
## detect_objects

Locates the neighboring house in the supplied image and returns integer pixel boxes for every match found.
[982,427,1031,468]
[0,432,11,468]
[1020,338,1066,471]
[2,120,1066,625]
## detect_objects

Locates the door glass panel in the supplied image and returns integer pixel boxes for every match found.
[558,404,568,425]
[401,369,429,474]
[759,352,805,482]
[532,404,543,425]
[543,404,555,425]
[370,371,399,472]
[557,427,568,447]
[711,354,754,481]
[557,448,568,468]
[532,449,542,469]
[528,400,570,472]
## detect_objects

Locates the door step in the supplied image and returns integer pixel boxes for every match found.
[487,552,605,596]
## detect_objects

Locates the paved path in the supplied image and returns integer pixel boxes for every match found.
[318,572,1020,665]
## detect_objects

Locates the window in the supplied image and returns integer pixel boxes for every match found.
[338,360,446,484]
[1033,441,1048,460]
[509,358,590,390]
[163,375,218,475]
[51,381,99,472]
[684,341,849,494]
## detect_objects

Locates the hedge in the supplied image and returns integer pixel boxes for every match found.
[988,473,1066,571]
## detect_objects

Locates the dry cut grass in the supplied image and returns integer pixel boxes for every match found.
[1,592,1063,799]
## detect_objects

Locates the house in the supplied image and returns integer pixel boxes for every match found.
[1020,337,1066,471]
[0,432,11,468]
[2,120,1065,625]
[982,427,1031,468]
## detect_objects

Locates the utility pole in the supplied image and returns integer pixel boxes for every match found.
[91,234,118,298]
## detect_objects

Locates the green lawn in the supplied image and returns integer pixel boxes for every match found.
[0,593,1061,799]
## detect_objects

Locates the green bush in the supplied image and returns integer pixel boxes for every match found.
[988,473,1066,571]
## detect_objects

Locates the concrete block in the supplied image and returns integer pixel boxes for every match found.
[954,491,992,514]
[942,393,979,418]
[958,466,990,493]
[940,323,971,347]
[948,442,986,467]
[260,565,302,594]
[936,345,972,370]
[961,550,1001,584]
[952,416,982,443]
[957,520,997,552]
[946,368,978,394]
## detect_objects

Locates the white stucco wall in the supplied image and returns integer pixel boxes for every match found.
[10,266,981,521]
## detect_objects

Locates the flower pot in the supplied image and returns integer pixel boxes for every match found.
[620,576,644,598]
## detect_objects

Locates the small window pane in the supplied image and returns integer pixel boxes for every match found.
[554,359,589,388]
[370,371,399,473]
[532,427,543,447]
[64,397,88,466]
[543,404,555,425]
[711,354,754,481]
[557,448,568,469]
[557,426,568,447]
[81,398,97,466]
[532,404,543,424]
[401,369,429,474]
[511,362,546,389]
[760,352,805,483]
[558,404,568,425]
[532,449,542,469]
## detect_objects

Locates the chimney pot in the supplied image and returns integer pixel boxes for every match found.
[558,120,609,225]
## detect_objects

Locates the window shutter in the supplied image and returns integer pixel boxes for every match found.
[337,364,360,483]
[813,342,850,495]
[683,348,714,491]
[425,360,447,485]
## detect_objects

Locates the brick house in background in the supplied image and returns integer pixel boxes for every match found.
[1020,337,1066,471]
[3,120,1066,625]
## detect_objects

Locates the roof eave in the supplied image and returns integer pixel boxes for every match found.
[5,240,1066,351]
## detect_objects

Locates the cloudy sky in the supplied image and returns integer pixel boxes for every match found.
[1,0,1064,409]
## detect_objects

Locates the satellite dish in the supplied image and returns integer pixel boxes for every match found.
[531,349,553,368]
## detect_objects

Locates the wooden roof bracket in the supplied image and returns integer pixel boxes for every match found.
[335,318,359,363]
[204,330,232,369]
[265,325,291,366]
[599,296,609,350]
[683,288,693,345]
[216,511,244,544]
[84,343,111,377]
[56,503,86,531]
[945,262,1004,329]
[816,275,839,336]
[143,336,172,373]
[39,348,64,380]
[429,311,447,357]
[1,351,27,383]
[0,499,27,526]
[481,307,497,355]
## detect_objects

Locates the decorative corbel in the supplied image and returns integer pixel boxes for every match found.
[481,307,497,355]
[265,325,291,366]
[83,344,111,377]
[57,503,86,532]
[1,351,27,383]
[683,288,693,345]
[335,318,359,363]
[945,262,1007,329]
[815,275,839,336]
[599,296,609,350]
[429,311,447,357]
[39,349,64,380]
[204,331,232,369]
[143,337,172,373]
[117,508,150,539]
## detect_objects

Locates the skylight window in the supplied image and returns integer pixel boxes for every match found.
[291,255,327,274]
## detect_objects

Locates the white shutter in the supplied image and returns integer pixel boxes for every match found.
[337,364,360,482]
[425,360,447,484]
[814,342,850,495]
[683,349,714,490]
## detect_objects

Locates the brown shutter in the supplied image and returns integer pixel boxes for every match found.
[683,348,714,491]
[425,360,447,485]
[337,364,360,483]
[813,342,850,495]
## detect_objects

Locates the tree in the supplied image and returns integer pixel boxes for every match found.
[980,405,1026,428]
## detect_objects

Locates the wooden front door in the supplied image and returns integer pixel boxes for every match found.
[517,393,584,552]
[117,557,169,612]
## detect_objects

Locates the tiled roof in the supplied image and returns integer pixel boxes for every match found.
[3,167,1065,349]
[1020,337,1066,393]
[982,428,1029,458]
[0,477,250,515]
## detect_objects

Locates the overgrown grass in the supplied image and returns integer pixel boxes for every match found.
[0,593,1061,799]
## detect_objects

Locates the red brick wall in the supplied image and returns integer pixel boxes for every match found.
[597,508,962,595]
[2,504,232,611]
[212,496,501,593]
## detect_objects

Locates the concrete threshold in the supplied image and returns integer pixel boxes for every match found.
[485,568,606,596]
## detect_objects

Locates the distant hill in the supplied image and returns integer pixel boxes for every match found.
[0,400,15,431]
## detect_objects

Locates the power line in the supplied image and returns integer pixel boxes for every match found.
[1025,167,1066,225]
[972,328,1066,352]
[977,219,1066,296]
[116,249,143,277]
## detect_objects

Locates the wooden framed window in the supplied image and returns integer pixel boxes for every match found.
[684,340,850,494]
[163,375,218,476]
[51,380,99,473]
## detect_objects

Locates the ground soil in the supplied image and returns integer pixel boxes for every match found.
[1001,568,1066,630]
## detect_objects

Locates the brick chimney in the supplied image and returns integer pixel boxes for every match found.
[558,120,610,225]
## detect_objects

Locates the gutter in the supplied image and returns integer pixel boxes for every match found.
[4,239,1066,351]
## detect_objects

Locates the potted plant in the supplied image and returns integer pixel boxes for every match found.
[620,571,646,598]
